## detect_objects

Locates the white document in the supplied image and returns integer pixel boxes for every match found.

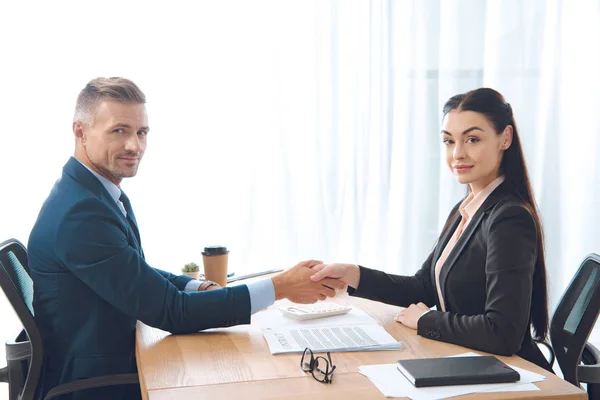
[254,305,378,329]
[485,383,540,392]
[358,352,546,399]
[263,324,403,354]
[452,352,540,393]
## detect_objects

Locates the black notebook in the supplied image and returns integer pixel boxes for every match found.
[396,356,520,388]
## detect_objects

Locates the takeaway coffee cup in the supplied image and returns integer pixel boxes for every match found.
[201,246,229,287]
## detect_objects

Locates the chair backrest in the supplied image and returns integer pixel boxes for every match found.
[0,238,44,400]
[550,253,600,386]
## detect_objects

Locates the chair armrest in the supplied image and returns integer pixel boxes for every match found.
[44,373,139,400]
[2,340,31,397]
[578,342,600,384]
[5,339,31,361]
[582,342,600,364]
[535,339,555,367]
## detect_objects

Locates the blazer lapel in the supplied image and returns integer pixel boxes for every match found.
[430,213,461,307]
[436,183,507,309]
[437,211,486,304]
[63,157,123,218]
[64,157,105,197]
[63,157,143,254]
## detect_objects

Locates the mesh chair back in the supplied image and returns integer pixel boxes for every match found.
[550,253,600,386]
[0,238,44,400]
[3,247,34,315]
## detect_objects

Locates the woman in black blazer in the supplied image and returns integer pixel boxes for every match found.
[311,88,552,372]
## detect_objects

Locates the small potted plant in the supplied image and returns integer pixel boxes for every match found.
[181,262,200,280]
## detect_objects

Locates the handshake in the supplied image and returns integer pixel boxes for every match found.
[270,260,361,304]
[198,259,362,304]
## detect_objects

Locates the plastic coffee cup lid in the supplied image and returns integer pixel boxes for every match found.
[202,246,229,256]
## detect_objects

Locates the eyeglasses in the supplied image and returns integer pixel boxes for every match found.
[300,348,336,384]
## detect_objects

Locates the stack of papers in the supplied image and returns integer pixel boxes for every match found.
[255,305,403,354]
[263,323,404,354]
[358,352,546,399]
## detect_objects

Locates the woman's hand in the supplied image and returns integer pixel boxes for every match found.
[394,302,430,329]
[310,263,361,289]
[272,260,346,303]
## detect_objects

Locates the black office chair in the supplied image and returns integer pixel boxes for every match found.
[0,238,139,400]
[537,253,600,399]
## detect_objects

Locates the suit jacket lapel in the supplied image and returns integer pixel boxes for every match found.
[430,213,461,308]
[63,157,143,254]
[436,183,507,309]
[437,211,486,303]
[64,157,103,195]
[433,215,460,269]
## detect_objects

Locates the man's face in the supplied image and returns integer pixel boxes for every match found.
[77,100,148,185]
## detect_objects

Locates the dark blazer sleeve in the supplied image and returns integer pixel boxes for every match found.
[417,203,537,355]
[349,202,460,307]
[153,267,193,291]
[349,250,437,307]
[54,198,251,334]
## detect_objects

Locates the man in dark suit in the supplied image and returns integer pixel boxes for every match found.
[28,77,343,400]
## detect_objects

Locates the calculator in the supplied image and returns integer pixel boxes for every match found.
[279,302,352,320]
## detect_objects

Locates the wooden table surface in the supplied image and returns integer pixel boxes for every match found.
[136,294,586,400]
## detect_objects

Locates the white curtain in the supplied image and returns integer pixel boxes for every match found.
[1,0,599,386]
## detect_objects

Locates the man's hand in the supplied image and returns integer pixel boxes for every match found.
[272,260,347,303]
[310,263,360,289]
[394,302,430,329]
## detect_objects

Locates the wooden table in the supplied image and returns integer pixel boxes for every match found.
[136,295,586,399]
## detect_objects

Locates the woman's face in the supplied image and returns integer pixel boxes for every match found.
[441,110,512,194]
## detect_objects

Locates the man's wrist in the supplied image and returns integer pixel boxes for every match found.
[271,273,287,300]
[198,280,219,291]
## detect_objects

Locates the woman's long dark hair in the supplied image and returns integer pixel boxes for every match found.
[441,88,549,341]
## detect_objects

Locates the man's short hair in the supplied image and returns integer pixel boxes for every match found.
[74,77,146,126]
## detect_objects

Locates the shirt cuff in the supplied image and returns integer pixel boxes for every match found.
[246,278,275,314]
[184,279,201,292]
